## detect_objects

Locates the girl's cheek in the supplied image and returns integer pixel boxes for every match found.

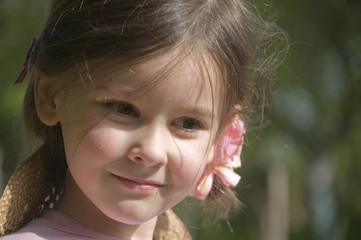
[85,126,124,159]
[175,141,210,180]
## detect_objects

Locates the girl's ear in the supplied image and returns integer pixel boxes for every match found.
[34,68,61,126]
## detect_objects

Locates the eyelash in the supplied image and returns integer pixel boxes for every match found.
[172,118,203,131]
[106,102,139,118]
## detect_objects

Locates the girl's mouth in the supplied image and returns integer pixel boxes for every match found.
[112,175,162,193]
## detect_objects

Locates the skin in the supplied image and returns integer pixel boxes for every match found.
[36,52,223,239]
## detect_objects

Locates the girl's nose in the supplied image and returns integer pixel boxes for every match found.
[127,124,169,168]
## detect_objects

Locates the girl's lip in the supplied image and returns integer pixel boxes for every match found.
[111,174,164,188]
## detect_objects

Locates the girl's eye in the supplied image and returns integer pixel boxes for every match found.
[107,102,139,117]
[173,118,202,130]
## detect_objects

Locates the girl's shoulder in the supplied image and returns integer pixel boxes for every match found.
[0,210,124,240]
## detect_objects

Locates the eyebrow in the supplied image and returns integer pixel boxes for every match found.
[96,80,141,97]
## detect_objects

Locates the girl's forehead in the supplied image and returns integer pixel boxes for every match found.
[93,51,223,98]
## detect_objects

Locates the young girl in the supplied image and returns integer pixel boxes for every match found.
[0,0,286,239]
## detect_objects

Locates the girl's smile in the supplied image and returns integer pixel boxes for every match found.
[52,52,222,238]
[112,174,164,194]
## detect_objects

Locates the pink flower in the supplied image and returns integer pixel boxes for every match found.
[189,118,246,200]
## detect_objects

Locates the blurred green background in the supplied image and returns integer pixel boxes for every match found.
[1,0,360,239]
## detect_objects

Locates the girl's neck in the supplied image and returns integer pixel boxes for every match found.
[54,175,157,240]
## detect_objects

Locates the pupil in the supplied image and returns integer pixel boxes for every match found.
[184,119,195,129]
[119,105,132,114]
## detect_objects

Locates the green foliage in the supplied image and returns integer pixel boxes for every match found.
[0,0,48,180]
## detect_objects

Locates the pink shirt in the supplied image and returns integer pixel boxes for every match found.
[1,210,125,240]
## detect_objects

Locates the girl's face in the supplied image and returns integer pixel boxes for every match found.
[53,53,222,233]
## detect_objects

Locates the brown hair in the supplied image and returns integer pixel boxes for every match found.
[22,0,287,235]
